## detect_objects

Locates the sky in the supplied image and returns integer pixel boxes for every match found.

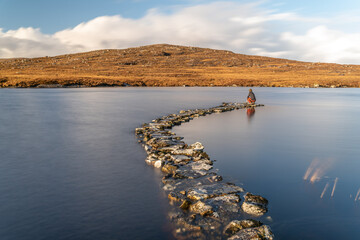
[1,0,360,63]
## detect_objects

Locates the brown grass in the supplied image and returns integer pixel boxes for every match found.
[1,44,360,88]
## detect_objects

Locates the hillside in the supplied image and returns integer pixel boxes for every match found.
[1,44,360,88]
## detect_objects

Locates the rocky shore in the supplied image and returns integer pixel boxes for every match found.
[135,102,274,239]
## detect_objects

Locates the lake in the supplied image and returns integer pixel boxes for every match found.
[0,87,359,239]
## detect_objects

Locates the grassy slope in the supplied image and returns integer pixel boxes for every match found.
[1,44,360,88]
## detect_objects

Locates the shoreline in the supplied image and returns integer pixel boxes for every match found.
[135,102,274,239]
[0,85,355,89]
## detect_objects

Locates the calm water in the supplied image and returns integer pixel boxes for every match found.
[0,87,359,240]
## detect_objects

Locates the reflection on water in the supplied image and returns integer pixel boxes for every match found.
[320,182,330,199]
[303,158,334,184]
[246,107,255,122]
[331,177,339,198]
[303,159,341,199]
[354,188,360,202]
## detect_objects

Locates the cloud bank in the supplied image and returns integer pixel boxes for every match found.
[1,1,360,64]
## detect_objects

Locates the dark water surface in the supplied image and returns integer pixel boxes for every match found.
[1,88,359,240]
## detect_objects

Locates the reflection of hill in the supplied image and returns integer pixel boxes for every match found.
[1,44,359,88]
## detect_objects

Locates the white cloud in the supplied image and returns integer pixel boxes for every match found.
[1,1,360,64]
[279,26,360,63]
[0,27,84,58]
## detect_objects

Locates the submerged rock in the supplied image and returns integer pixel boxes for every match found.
[163,184,176,191]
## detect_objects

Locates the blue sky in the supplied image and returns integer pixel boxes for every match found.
[2,0,360,33]
[1,0,360,63]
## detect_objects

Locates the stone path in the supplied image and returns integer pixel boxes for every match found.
[135,102,274,239]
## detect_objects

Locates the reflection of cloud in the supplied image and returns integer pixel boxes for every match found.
[355,188,360,202]
[320,182,329,199]
[331,177,338,198]
[310,168,326,183]
[303,158,334,184]
[303,158,320,181]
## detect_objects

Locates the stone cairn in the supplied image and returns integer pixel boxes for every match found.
[135,102,274,240]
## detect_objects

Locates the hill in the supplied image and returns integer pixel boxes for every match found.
[1,44,359,88]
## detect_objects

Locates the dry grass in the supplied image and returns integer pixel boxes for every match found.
[1,44,360,88]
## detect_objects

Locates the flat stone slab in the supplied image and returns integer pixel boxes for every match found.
[210,194,241,204]
[187,160,213,171]
[172,148,198,156]
[158,144,184,153]
[187,183,244,201]
[206,194,242,217]
[170,155,192,165]
[161,173,222,191]
[174,160,214,179]
[146,138,184,148]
